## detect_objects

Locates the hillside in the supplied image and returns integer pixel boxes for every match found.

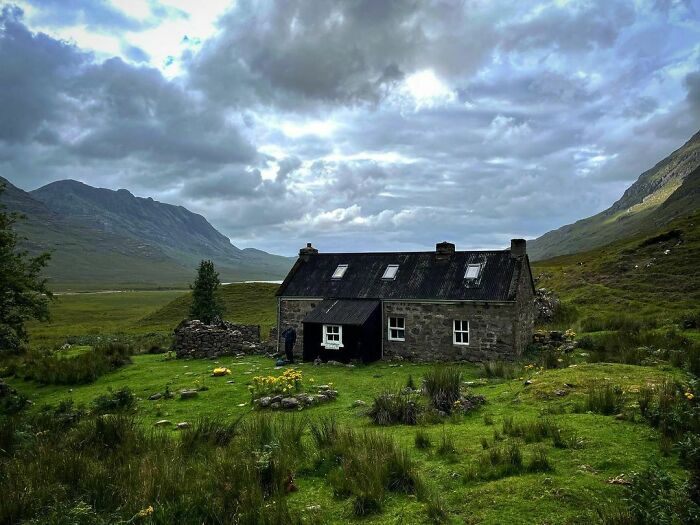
[529,130,700,260]
[0,178,293,289]
[139,282,279,337]
[533,209,700,327]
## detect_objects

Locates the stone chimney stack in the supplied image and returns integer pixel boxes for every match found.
[510,239,526,258]
[436,241,455,259]
[299,242,318,261]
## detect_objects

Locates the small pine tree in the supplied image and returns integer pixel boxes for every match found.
[0,183,52,353]
[189,260,222,324]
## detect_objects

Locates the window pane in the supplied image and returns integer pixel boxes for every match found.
[382,264,399,279]
[465,264,481,279]
[332,265,348,279]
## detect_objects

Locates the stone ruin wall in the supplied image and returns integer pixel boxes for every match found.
[173,319,267,358]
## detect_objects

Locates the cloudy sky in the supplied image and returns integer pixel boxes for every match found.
[1,0,699,255]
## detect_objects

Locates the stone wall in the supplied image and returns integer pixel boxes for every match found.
[278,298,320,358]
[382,301,518,362]
[173,319,261,359]
[514,260,536,354]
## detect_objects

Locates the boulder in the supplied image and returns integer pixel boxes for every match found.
[352,400,367,407]
[281,397,300,409]
[256,396,272,408]
[176,422,191,430]
[154,420,172,427]
[148,393,162,401]
[180,389,199,399]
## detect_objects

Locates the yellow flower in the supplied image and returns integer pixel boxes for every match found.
[137,505,154,517]
[686,392,695,400]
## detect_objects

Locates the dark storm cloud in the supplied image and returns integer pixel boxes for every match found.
[1,1,699,255]
[0,8,258,194]
[187,0,498,109]
[0,6,87,142]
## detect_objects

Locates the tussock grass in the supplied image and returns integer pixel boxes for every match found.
[423,366,462,413]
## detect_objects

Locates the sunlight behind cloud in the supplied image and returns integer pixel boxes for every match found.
[401,69,456,109]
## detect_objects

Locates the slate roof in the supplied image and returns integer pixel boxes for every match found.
[277,250,531,302]
[304,299,380,325]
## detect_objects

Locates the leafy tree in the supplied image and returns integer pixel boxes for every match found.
[0,183,52,353]
[189,260,222,324]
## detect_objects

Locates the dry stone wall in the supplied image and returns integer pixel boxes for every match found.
[173,319,261,359]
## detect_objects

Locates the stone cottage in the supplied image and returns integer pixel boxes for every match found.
[276,240,535,363]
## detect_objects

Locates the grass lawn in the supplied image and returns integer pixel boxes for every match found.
[6,354,687,524]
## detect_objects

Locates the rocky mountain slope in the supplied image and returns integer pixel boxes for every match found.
[0,178,293,289]
[529,130,700,260]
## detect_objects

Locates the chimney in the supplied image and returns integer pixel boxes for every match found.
[299,242,318,262]
[436,241,455,259]
[510,238,526,258]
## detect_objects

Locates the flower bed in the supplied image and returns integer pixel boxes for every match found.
[250,369,338,410]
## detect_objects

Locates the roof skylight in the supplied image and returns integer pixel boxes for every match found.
[382,264,399,280]
[332,264,348,279]
[464,263,482,280]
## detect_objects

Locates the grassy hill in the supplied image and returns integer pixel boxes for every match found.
[533,209,700,329]
[139,282,279,337]
[530,130,700,260]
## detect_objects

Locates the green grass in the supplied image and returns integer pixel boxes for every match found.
[533,211,700,328]
[4,356,689,523]
[26,282,279,347]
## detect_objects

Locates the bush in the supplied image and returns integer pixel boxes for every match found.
[424,366,462,413]
[368,390,421,425]
[179,416,243,453]
[91,387,136,415]
[637,381,700,440]
[527,446,552,473]
[425,493,449,524]
[15,343,134,385]
[625,465,700,524]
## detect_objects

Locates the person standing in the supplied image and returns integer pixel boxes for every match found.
[281,326,297,363]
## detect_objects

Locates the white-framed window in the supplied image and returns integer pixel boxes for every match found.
[382,264,399,280]
[332,264,348,279]
[322,324,343,348]
[453,320,469,345]
[464,263,482,280]
[387,316,405,341]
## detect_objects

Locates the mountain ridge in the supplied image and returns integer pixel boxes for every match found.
[0,177,293,289]
[529,130,700,260]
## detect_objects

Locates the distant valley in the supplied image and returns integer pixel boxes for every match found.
[0,178,293,290]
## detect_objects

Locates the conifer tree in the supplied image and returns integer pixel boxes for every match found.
[189,259,222,324]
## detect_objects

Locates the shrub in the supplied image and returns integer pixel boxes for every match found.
[625,465,700,524]
[15,343,133,385]
[91,387,136,415]
[424,366,462,413]
[368,390,421,425]
[415,430,432,450]
[635,381,700,440]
